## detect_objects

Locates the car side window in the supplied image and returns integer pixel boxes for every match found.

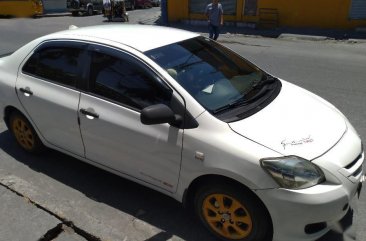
[89,51,172,110]
[23,46,84,87]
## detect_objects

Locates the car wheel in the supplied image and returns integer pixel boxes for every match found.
[9,112,44,153]
[194,184,272,241]
[71,11,79,16]
[71,0,79,9]
[87,6,93,16]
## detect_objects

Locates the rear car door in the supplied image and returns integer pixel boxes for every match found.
[78,45,184,192]
[16,41,87,157]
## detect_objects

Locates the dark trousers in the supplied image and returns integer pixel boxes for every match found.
[208,23,220,40]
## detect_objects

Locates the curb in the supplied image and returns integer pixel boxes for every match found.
[41,12,71,17]
[347,38,366,43]
[278,33,330,41]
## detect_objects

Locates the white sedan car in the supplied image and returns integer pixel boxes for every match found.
[0,25,364,241]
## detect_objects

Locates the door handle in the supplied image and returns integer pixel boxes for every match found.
[80,108,99,119]
[19,87,33,97]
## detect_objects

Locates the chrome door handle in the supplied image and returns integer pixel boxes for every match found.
[80,108,99,119]
[19,87,33,97]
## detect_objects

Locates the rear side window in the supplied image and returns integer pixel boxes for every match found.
[23,46,84,87]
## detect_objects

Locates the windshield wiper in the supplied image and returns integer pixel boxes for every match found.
[213,95,257,114]
[213,75,278,114]
[251,74,277,89]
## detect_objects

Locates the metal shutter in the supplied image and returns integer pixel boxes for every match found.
[189,0,237,15]
[349,0,366,19]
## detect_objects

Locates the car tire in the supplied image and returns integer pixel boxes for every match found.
[71,11,79,16]
[71,0,79,9]
[87,6,93,16]
[194,184,272,241]
[9,111,44,153]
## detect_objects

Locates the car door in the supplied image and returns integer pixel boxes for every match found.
[16,41,87,157]
[78,45,185,192]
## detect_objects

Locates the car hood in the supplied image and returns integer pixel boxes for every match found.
[228,80,347,160]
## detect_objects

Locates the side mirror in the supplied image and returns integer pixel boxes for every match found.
[140,104,182,126]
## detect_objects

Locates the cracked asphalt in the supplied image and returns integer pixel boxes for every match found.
[0,184,89,241]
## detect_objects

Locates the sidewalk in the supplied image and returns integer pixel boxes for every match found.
[41,11,366,42]
[167,22,366,42]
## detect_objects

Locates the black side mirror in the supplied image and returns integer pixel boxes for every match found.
[140,104,182,126]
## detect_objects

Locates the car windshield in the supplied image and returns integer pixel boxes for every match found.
[145,36,275,116]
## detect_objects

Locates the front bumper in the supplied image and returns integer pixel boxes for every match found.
[256,125,364,241]
[256,183,357,241]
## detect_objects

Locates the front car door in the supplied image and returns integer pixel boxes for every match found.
[78,45,184,192]
[16,41,87,157]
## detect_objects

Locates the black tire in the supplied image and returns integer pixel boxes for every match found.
[87,6,93,16]
[71,11,79,16]
[9,111,44,153]
[194,184,272,241]
[71,0,79,9]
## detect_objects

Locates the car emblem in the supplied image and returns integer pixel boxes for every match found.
[281,136,314,150]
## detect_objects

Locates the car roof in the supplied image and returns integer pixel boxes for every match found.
[50,25,199,52]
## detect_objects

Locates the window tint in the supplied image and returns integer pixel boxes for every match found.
[89,51,172,110]
[146,36,263,112]
[23,47,84,87]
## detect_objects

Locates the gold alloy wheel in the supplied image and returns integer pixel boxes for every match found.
[202,194,253,240]
[11,116,35,151]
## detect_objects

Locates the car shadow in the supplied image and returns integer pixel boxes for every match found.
[0,129,216,241]
[0,128,358,241]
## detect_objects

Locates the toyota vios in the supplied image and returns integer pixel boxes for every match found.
[0,25,364,241]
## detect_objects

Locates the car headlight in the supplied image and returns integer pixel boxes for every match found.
[260,156,325,189]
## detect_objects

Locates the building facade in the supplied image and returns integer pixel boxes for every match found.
[167,0,366,29]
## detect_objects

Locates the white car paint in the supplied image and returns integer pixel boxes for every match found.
[0,25,364,241]
[229,80,347,160]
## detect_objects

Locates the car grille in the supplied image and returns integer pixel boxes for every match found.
[339,151,364,183]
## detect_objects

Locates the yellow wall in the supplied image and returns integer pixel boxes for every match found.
[260,0,366,29]
[167,0,366,29]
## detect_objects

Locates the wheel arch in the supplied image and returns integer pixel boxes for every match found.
[3,105,45,144]
[182,174,273,230]
[3,105,20,129]
[86,3,94,9]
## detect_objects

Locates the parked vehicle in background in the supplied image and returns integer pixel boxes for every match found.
[134,0,152,8]
[67,0,104,16]
[0,0,43,18]
[103,0,128,22]
[124,0,135,10]
[151,0,160,7]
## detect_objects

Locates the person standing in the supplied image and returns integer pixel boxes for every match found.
[205,0,224,40]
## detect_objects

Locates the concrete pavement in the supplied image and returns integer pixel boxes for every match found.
[0,184,88,241]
